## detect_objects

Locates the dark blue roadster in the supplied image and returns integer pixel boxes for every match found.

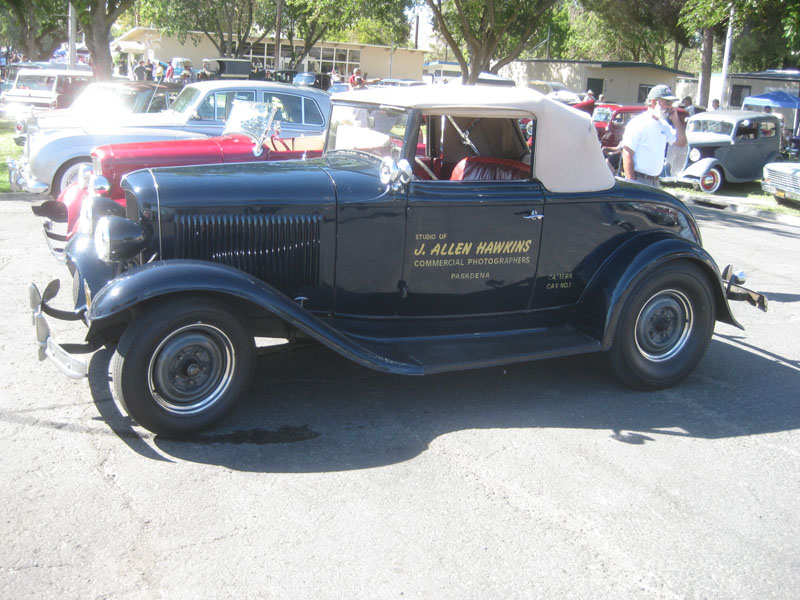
[30,85,767,436]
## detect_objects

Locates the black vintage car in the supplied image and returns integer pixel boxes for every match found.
[30,85,767,436]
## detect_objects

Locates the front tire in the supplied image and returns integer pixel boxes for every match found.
[609,261,716,390]
[52,157,92,198]
[111,297,256,436]
[699,167,723,193]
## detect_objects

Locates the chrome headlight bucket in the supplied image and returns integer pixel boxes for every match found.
[688,148,701,162]
[94,215,151,263]
[77,164,94,190]
[79,175,118,236]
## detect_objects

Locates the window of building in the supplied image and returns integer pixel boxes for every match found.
[730,84,751,107]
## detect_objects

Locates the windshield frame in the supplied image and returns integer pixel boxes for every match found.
[324,101,412,163]
[168,86,202,116]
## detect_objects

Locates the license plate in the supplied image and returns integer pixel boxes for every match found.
[776,189,786,198]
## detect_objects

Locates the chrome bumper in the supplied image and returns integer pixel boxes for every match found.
[31,200,69,263]
[7,158,49,194]
[29,281,95,379]
[761,181,800,203]
[722,265,768,312]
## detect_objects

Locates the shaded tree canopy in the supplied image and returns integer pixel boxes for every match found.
[426,0,560,84]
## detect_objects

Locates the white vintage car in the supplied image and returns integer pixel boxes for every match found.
[8,79,331,196]
[762,162,800,202]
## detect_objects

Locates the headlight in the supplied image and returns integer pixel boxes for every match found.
[79,193,94,235]
[78,175,115,236]
[93,215,150,263]
[689,148,701,162]
[77,164,94,190]
[94,216,111,260]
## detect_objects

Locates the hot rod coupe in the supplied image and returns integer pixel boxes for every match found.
[31,101,324,258]
[30,85,767,436]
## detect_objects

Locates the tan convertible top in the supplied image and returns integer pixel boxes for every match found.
[334,85,615,193]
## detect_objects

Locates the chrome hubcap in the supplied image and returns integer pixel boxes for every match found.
[634,289,693,362]
[148,324,235,414]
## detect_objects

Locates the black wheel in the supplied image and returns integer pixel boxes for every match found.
[609,261,716,390]
[111,297,255,436]
[52,157,92,198]
[698,167,723,193]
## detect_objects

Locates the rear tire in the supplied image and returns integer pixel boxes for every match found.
[609,261,716,390]
[110,297,255,436]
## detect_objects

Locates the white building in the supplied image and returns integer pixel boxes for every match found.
[111,27,426,81]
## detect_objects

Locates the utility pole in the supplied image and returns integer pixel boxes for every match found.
[68,3,77,69]
[720,3,735,108]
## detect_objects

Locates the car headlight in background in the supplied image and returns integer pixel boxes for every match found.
[79,175,120,236]
[689,148,701,162]
[93,215,150,263]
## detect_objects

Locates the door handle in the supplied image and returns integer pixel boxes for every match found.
[523,209,543,220]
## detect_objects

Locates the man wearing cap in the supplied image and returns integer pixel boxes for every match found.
[621,84,687,186]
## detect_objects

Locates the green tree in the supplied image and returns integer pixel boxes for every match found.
[0,0,67,60]
[426,0,560,83]
[282,0,412,70]
[139,0,276,59]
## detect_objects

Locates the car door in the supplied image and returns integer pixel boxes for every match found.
[400,177,545,316]
[260,90,326,138]
[184,89,256,136]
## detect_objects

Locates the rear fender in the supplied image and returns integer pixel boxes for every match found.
[87,260,422,375]
[574,232,741,350]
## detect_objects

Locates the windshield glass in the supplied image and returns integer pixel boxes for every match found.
[688,119,734,135]
[223,100,275,140]
[326,103,410,160]
[592,106,614,123]
[70,85,140,113]
[169,86,202,115]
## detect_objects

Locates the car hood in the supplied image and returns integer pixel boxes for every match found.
[94,134,257,194]
[764,161,800,175]
[126,159,337,213]
[122,153,388,213]
[30,126,206,157]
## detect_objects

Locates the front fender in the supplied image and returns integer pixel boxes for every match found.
[87,260,422,375]
[574,232,741,350]
[681,157,719,179]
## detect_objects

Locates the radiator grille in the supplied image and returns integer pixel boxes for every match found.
[765,166,800,191]
[175,213,322,291]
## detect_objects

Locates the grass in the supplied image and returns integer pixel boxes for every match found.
[0,119,23,193]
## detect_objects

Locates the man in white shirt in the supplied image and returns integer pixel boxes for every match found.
[621,85,687,186]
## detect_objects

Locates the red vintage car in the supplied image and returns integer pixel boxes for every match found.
[593,104,689,148]
[33,101,324,257]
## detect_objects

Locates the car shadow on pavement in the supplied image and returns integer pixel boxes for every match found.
[87,336,800,472]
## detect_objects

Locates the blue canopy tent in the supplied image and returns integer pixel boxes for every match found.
[742,91,800,135]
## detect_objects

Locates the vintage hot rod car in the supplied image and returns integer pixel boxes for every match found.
[32,101,324,257]
[30,85,767,437]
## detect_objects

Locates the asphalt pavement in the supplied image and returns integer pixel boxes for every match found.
[0,192,798,598]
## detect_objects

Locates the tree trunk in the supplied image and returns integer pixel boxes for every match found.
[84,9,113,81]
[698,28,713,108]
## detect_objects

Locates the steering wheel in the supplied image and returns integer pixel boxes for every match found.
[415,157,438,180]
[270,133,290,152]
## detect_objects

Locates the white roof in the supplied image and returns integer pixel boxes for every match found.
[333,85,615,193]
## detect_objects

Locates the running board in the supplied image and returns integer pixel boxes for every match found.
[353,326,601,375]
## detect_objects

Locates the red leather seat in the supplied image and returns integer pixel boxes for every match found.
[450,157,529,181]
